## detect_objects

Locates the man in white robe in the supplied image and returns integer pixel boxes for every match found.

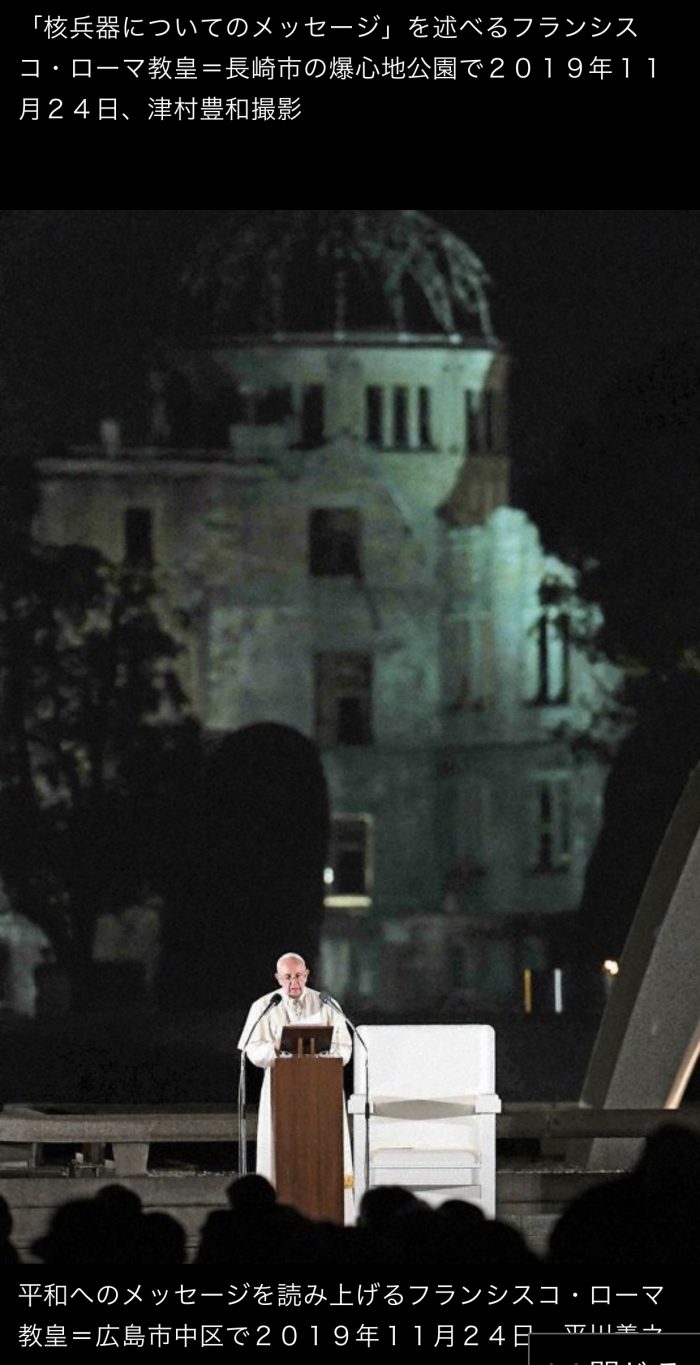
[238,951,355,1222]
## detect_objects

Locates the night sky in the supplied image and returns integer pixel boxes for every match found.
[3,207,699,529]
[434,209,700,487]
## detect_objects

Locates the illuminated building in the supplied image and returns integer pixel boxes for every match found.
[35,211,616,1014]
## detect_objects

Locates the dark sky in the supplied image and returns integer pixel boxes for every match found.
[432,209,700,497]
[3,208,700,519]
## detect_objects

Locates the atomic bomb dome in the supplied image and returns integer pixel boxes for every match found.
[181,209,496,342]
[33,208,616,1022]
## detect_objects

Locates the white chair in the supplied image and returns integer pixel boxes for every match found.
[349,1024,501,1218]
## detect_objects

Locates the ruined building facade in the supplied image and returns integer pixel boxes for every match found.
[34,212,615,1015]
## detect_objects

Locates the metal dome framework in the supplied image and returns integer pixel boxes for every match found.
[182,210,496,343]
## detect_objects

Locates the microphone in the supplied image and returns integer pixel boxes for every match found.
[320,992,371,1198]
[238,991,283,1176]
[239,992,282,1052]
[320,991,367,1052]
[319,989,342,1011]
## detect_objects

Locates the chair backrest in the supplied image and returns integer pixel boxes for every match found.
[355,1023,496,1100]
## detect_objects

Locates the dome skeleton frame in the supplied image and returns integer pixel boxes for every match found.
[182,210,496,343]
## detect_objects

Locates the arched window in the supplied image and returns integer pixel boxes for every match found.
[534,611,571,705]
[529,777,572,874]
[314,653,373,747]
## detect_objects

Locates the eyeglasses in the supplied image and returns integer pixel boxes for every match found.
[277,973,307,982]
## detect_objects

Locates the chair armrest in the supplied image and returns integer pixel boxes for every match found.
[349,1094,501,1118]
[348,1095,375,1115]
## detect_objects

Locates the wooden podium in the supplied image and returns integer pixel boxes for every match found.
[271,1027,344,1224]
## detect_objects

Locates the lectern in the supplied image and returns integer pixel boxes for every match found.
[271,1024,344,1224]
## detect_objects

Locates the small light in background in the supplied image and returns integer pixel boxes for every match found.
[323,866,334,886]
[602,958,619,998]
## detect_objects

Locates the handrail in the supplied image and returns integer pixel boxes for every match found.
[497,1103,700,1139]
[4,1102,700,1142]
[2,1103,699,1179]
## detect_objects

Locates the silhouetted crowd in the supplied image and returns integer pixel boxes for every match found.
[2,1124,699,1264]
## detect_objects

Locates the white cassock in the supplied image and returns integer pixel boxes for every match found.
[238,987,355,1223]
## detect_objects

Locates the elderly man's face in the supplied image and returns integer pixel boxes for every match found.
[275,957,309,998]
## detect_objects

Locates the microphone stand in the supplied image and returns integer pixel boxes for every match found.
[237,992,282,1177]
[320,991,371,1201]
